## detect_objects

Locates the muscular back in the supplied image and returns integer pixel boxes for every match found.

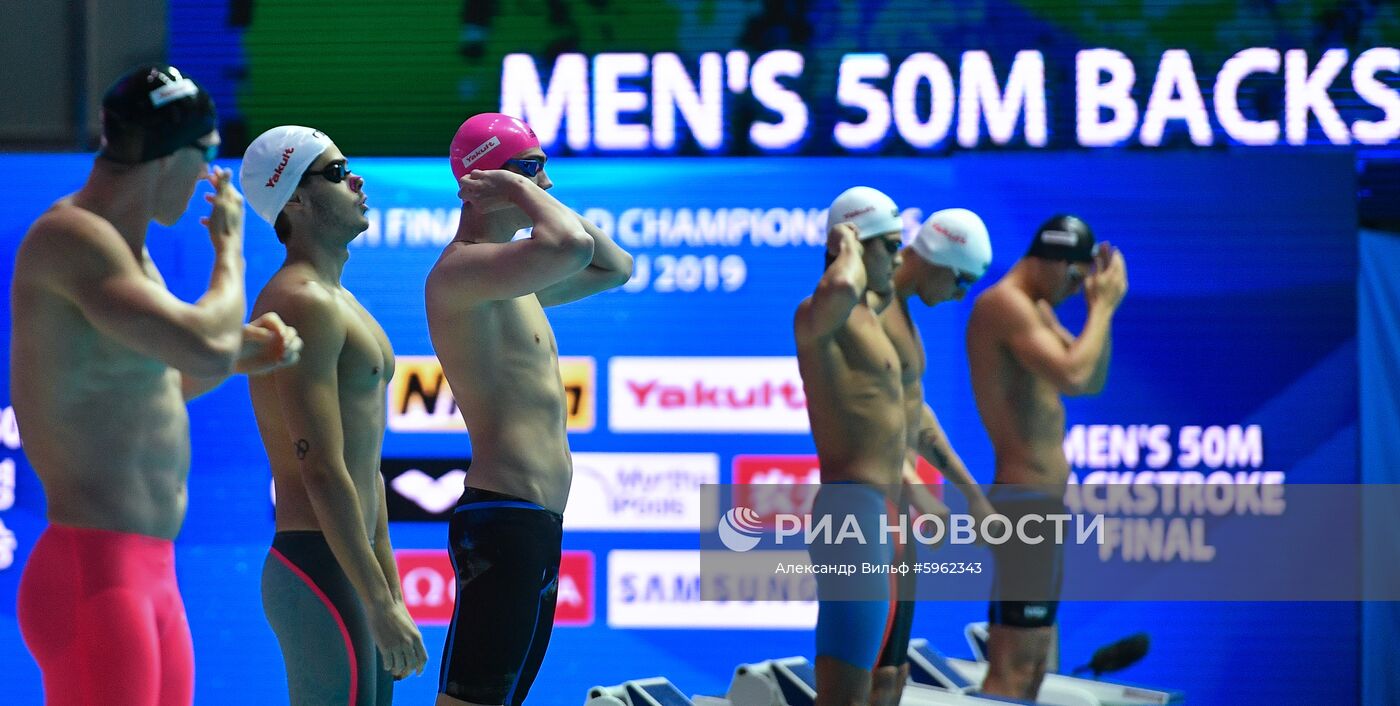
[796,300,906,487]
[967,285,1070,485]
[10,207,192,538]
[425,278,571,512]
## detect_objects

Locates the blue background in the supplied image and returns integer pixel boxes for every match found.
[0,150,1361,704]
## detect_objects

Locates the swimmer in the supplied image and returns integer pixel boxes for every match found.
[11,64,299,706]
[426,113,633,706]
[966,215,1127,699]
[795,186,909,706]
[242,125,428,705]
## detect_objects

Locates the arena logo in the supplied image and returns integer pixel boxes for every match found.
[380,459,468,521]
[147,73,198,107]
[388,355,595,433]
[396,549,593,626]
[608,357,808,433]
[606,550,816,629]
[565,453,719,531]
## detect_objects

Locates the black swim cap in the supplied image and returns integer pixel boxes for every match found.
[1026,214,1096,263]
[99,65,217,164]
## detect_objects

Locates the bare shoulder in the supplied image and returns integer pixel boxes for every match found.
[425,241,484,307]
[20,205,125,267]
[17,205,135,293]
[255,270,340,327]
[970,283,1034,334]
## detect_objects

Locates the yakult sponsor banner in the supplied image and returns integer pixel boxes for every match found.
[607,550,817,629]
[566,453,719,531]
[608,357,808,433]
[397,549,594,626]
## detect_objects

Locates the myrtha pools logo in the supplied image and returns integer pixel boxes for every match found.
[718,506,765,552]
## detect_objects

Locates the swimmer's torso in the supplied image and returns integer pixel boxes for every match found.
[881,296,928,452]
[426,271,571,513]
[968,284,1070,486]
[249,269,391,540]
[10,205,191,539]
[797,298,906,487]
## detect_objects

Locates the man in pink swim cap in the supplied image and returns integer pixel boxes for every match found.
[427,113,633,706]
[448,112,544,182]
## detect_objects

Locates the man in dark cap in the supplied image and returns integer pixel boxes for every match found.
[966,215,1128,700]
[10,64,300,705]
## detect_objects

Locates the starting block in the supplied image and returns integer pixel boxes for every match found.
[586,677,714,706]
[726,656,1054,706]
[915,635,1184,706]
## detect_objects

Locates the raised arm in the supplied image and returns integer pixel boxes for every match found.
[1078,245,1124,393]
[794,224,867,345]
[999,251,1126,396]
[271,287,426,678]
[430,170,594,303]
[536,212,634,307]
[180,312,303,400]
[40,168,246,377]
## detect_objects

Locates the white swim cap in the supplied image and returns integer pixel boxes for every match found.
[239,125,334,225]
[826,186,902,241]
[909,208,993,278]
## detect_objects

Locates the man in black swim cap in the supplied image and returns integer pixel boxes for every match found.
[11,64,300,706]
[966,214,1128,700]
[99,64,218,164]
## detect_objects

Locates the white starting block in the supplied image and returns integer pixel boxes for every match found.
[586,677,718,706]
[726,656,1050,706]
[727,657,816,706]
[917,634,1184,706]
[965,622,991,662]
[908,639,1098,706]
[938,657,1182,706]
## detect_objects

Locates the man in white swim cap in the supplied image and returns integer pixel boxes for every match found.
[795,186,913,706]
[875,207,998,705]
[242,125,428,703]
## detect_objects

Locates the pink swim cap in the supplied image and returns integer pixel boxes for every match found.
[449,113,541,181]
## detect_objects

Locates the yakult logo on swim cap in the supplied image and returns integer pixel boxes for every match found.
[842,205,875,220]
[932,222,966,244]
[265,147,295,188]
[461,136,502,171]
